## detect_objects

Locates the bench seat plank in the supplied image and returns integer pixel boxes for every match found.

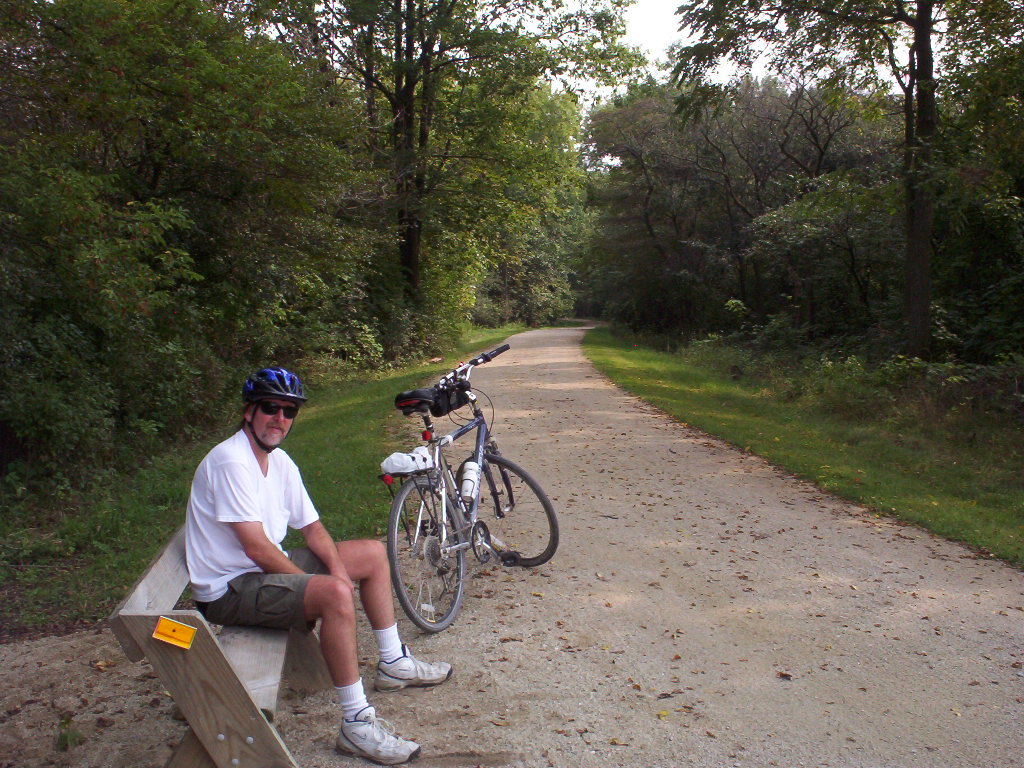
[110,526,191,662]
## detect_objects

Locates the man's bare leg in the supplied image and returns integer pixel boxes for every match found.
[334,539,395,630]
[303,573,360,685]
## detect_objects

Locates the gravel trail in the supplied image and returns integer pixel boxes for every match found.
[2,326,1022,768]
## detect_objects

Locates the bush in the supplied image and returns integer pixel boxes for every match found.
[0,0,362,492]
[801,355,895,419]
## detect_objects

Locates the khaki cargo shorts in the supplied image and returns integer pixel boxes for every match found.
[196,548,326,630]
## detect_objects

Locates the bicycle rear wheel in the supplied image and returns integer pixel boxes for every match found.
[386,475,466,633]
[480,454,558,567]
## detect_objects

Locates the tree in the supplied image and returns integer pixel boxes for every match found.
[672,0,949,356]
[582,78,887,336]
[747,171,904,339]
[0,0,367,481]
[585,85,728,333]
[264,0,636,329]
[466,86,586,327]
[931,34,1024,361]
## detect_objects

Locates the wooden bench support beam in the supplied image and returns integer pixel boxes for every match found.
[283,627,334,693]
[166,728,217,768]
[218,625,290,716]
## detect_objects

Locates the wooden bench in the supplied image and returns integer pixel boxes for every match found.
[109,525,333,768]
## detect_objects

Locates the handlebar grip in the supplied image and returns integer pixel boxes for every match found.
[481,344,510,363]
[459,343,510,372]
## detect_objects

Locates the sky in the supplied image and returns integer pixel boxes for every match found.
[619,0,772,82]
[622,0,686,62]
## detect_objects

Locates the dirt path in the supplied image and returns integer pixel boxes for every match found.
[2,326,1022,768]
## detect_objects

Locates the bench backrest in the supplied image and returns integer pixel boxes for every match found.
[110,525,191,661]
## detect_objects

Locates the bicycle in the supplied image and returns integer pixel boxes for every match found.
[380,344,558,632]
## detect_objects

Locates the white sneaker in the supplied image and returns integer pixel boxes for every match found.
[375,645,453,691]
[336,707,420,765]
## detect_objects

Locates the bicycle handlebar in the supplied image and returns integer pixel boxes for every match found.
[472,344,510,366]
[438,344,510,386]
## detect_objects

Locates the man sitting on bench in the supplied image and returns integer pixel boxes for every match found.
[185,366,451,766]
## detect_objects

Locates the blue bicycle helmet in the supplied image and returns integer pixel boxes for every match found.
[242,367,307,404]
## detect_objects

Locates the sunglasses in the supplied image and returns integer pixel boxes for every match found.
[256,401,300,419]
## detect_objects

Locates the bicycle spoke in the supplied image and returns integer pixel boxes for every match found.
[387,475,466,632]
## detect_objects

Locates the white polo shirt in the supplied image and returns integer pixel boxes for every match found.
[185,430,319,602]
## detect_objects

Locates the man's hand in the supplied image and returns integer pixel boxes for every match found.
[300,520,352,585]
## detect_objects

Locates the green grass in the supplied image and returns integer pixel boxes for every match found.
[583,326,1024,567]
[0,326,521,637]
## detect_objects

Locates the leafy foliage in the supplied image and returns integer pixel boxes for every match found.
[260,0,634,351]
[583,78,900,341]
[0,0,625,493]
[0,0,374,483]
[582,1,1024,367]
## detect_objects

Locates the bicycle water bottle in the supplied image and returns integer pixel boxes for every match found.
[460,461,480,504]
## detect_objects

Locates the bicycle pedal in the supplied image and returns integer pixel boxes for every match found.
[498,551,521,567]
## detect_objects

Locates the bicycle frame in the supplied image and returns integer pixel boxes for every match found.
[417,400,492,554]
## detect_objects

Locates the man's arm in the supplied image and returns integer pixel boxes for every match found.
[229,521,304,575]
[299,520,351,584]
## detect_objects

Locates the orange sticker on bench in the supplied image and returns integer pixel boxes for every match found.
[153,616,196,650]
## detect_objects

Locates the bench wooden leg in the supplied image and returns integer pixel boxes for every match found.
[283,626,333,693]
[166,727,217,768]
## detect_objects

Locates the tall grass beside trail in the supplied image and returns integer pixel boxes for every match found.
[582,326,1024,568]
[0,327,520,638]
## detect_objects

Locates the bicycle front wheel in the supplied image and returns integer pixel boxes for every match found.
[386,475,466,633]
[480,454,558,567]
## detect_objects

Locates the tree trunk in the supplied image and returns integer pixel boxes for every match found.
[393,0,421,301]
[903,1,936,358]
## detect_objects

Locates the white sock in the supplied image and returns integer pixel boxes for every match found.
[336,680,370,721]
[374,624,404,663]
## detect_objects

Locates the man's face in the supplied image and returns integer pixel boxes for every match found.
[246,398,299,449]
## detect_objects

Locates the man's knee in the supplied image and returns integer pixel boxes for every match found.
[335,539,388,575]
[326,575,357,603]
[364,538,387,564]
[308,575,356,617]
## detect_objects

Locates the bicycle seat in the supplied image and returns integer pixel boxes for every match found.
[395,388,435,415]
